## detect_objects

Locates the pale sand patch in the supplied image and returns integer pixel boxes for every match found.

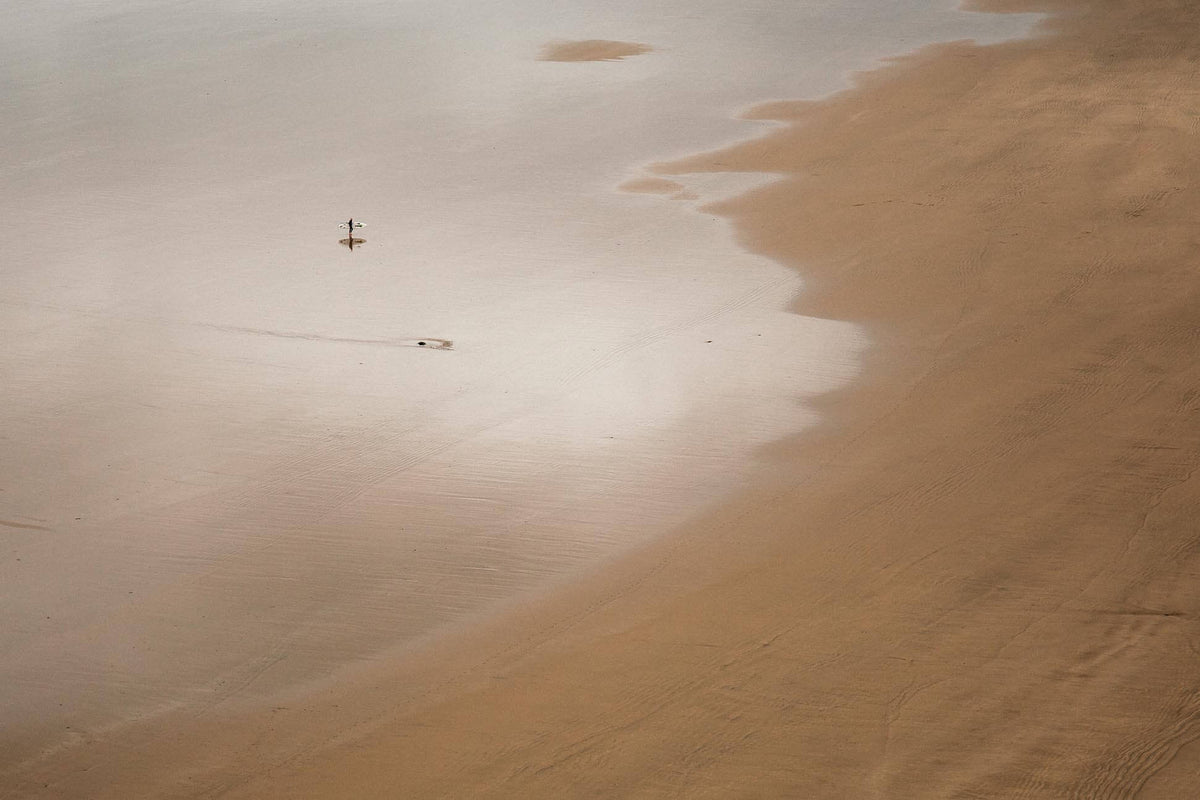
[619,176,684,194]
[618,176,698,201]
[540,39,652,62]
[10,0,1200,796]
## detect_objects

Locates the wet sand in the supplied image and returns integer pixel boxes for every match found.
[7,0,1200,795]
[142,0,1200,795]
[2,2,1037,792]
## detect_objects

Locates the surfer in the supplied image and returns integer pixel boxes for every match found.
[339,218,365,250]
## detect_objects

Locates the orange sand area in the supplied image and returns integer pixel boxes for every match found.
[540,40,653,62]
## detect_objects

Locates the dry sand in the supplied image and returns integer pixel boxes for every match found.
[9,0,1200,796]
[540,40,653,62]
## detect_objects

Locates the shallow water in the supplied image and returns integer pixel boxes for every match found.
[0,0,1036,764]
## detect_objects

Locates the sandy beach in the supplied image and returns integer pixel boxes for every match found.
[5,0,1200,795]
